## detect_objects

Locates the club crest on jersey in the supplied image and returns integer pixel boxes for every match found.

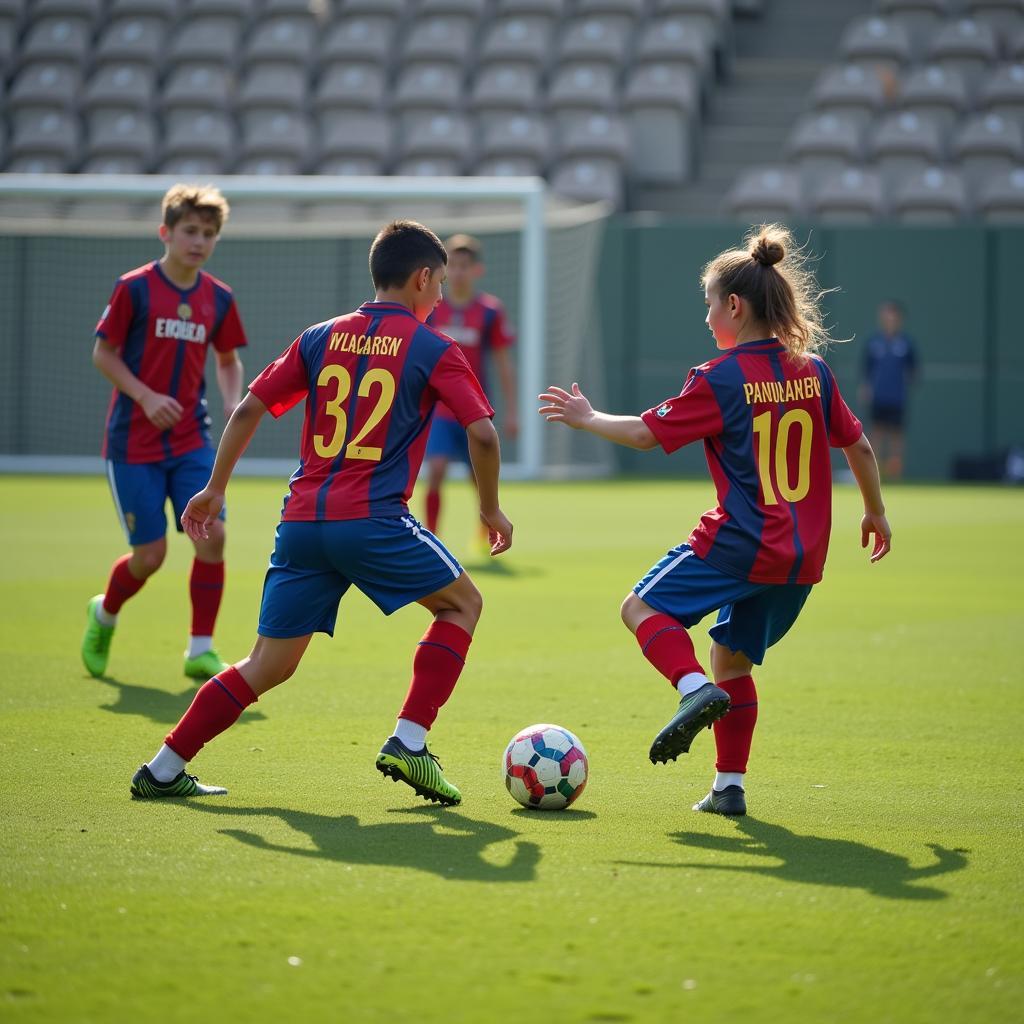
[177,302,192,320]
[656,403,672,417]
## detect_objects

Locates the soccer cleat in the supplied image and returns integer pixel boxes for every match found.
[183,648,229,680]
[81,595,115,677]
[693,785,747,816]
[130,763,227,799]
[649,682,731,764]
[375,736,462,806]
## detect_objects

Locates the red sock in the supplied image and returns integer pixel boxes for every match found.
[713,675,758,773]
[190,558,225,636]
[165,666,257,760]
[399,621,472,728]
[102,555,146,615]
[425,488,441,534]
[635,613,705,688]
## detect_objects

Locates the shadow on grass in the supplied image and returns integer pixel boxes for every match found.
[173,801,540,882]
[95,674,267,727]
[620,817,969,901]
[461,557,543,578]
[509,807,598,822]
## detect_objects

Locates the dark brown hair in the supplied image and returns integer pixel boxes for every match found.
[369,220,448,290]
[702,224,837,357]
[445,233,482,261]
[161,183,229,231]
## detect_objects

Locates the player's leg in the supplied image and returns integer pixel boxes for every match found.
[82,460,169,677]
[171,447,229,678]
[888,423,906,480]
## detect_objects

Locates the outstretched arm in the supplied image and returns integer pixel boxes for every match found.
[842,432,891,562]
[215,349,244,420]
[180,391,268,541]
[466,417,513,555]
[538,383,658,450]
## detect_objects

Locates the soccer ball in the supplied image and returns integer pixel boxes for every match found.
[503,723,589,810]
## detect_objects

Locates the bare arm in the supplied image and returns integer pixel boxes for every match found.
[180,391,268,541]
[842,432,891,562]
[92,336,183,431]
[538,383,658,451]
[466,416,513,555]
[215,349,244,420]
[493,347,518,439]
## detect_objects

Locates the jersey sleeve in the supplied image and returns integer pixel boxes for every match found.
[248,337,309,418]
[212,295,248,353]
[95,279,134,349]
[640,371,725,454]
[428,344,495,427]
[822,365,863,448]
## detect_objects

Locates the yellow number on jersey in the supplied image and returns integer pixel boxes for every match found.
[313,364,397,463]
[752,408,813,506]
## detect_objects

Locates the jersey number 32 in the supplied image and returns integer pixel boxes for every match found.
[314,364,396,462]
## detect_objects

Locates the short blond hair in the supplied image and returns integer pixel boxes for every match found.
[161,183,230,232]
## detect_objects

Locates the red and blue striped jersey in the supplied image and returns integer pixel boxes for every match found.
[249,301,494,522]
[641,338,863,585]
[96,261,247,463]
[427,292,513,420]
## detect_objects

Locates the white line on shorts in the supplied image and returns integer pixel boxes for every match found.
[636,548,693,599]
[105,460,130,541]
[402,516,460,578]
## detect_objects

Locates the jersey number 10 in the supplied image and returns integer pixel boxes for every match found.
[752,408,813,505]
[314,364,397,462]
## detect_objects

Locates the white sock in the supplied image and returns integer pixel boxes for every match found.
[148,744,186,783]
[187,635,213,658]
[675,672,709,697]
[715,771,745,791]
[96,600,117,628]
[393,718,427,751]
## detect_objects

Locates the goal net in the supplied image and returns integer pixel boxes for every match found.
[0,174,612,480]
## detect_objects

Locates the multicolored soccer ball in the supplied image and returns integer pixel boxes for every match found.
[503,724,589,810]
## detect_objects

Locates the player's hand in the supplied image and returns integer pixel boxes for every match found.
[480,507,513,556]
[140,390,183,431]
[538,382,593,430]
[181,487,225,542]
[861,512,891,562]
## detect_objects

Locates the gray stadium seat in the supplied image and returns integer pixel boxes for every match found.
[926,18,999,90]
[725,167,805,220]
[494,0,566,20]
[869,110,946,188]
[811,166,887,223]
[237,63,308,112]
[398,113,473,172]
[243,16,316,67]
[811,63,889,128]
[558,15,636,69]
[549,158,624,205]
[314,156,385,176]
[480,16,556,69]
[474,155,544,177]
[402,15,476,68]
[635,18,714,87]
[579,0,646,15]
[79,154,148,174]
[898,64,969,134]
[978,63,1024,120]
[547,63,618,123]
[976,166,1024,221]
[478,112,551,166]
[470,63,542,118]
[317,112,394,169]
[653,0,731,63]
[787,111,866,188]
[108,0,179,17]
[82,63,156,113]
[261,0,326,13]
[33,0,102,16]
[167,16,244,64]
[558,112,630,163]
[418,0,488,14]
[342,0,407,15]
[157,155,228,175]
[875,0,954,58]
[8,62,81,114]
[839,17,912,73]
[966,0,1024,44]
[161,64,232,113]
[9,108,81,168]
[320,17,397,66]
[162,109,237,164]
[239,110,314,170]
[314,64,387,115]
[623,63,699,185]
[181,0,257,14]
[0,13,15,66]
[392,64,464,130]
[19,16,93,68]
[952,112,1024,187]
[94,17,166,66]
[392,156,462,176]
[5,155,70,174]
[892,165,970,222]
[234,156,304,176]
[1011,26,1024,61]
[85,109,158,166]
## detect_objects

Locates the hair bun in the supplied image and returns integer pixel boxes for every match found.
[751,235,785,267]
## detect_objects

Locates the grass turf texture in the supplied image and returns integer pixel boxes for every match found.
[1,475,1021,1024]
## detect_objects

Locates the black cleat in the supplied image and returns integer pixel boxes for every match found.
[693,785,747,816]
[649,682,731,764]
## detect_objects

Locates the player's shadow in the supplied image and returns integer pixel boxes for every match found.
[94,674,267,727]
[461,557,542,578]
[175,801,540,882]
[620,817,968,901]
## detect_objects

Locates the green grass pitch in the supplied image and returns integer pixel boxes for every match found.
[1,474,1021,1024]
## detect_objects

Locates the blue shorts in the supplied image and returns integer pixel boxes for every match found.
[425,416,469,463]
[633,545,812,665]
[106,447,223,547]
[258,515,464,638]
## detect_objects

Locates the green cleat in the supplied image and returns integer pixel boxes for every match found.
[183,648,229,680]
[375,736,462,806]
[693,785,747,816]
[81,595,115,677]
[649,682,731,764]
[130,764,227,799]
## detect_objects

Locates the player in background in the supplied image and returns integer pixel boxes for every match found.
[129,220,512,805]
[540,225,891,817]
[82,184,247,681]
[423,234,517,546]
